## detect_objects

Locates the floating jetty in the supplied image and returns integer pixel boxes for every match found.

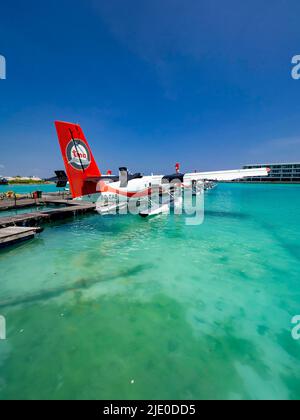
[0,226,44,248]
[0,198,38,211]
[0,198,97,247]
[0,199,96,228]
[0,193,71,212]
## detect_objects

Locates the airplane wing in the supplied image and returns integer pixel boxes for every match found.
[184,167,270,182]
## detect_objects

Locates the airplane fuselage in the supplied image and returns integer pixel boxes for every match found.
[76,175,167,204]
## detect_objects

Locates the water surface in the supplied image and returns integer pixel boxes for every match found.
[0,184,63,195]
[0,184,299,400]
[0,205,65,218]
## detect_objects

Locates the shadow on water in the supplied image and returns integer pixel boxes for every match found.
[205,210,250,220]
[0,263,153,309]
[259,220,300,262]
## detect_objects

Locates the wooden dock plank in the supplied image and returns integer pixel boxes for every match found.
[0,227,43,247]
[0,227,36,238]
[0,203,96,228]
[0,199,40,211]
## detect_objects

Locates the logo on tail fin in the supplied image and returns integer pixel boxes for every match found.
[66,139,91,170]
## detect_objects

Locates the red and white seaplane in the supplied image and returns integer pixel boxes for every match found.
[55,121,270,217]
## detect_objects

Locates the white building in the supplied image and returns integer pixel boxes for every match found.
[242,163,300,183]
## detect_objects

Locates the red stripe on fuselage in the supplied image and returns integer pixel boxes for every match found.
[98,181,152,198]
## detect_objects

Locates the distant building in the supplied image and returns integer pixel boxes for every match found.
[6,176,42,182]
[0,177,8,185]
[242,163,300,183]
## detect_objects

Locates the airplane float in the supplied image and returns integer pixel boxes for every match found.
[55,121,270,217]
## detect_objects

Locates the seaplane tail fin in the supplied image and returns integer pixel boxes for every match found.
[55,121,101,198]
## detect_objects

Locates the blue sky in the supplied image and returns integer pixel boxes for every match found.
[1,0,300,177]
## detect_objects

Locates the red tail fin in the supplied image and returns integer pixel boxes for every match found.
[55,121,101,198]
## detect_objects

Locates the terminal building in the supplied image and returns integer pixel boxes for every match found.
[241,163,300,183]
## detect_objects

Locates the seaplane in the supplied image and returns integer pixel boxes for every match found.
[55,121,270,217]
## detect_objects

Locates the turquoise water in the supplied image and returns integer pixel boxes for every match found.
[0,184,299,400]
[0,205,65,218]
[0,184,63,195]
